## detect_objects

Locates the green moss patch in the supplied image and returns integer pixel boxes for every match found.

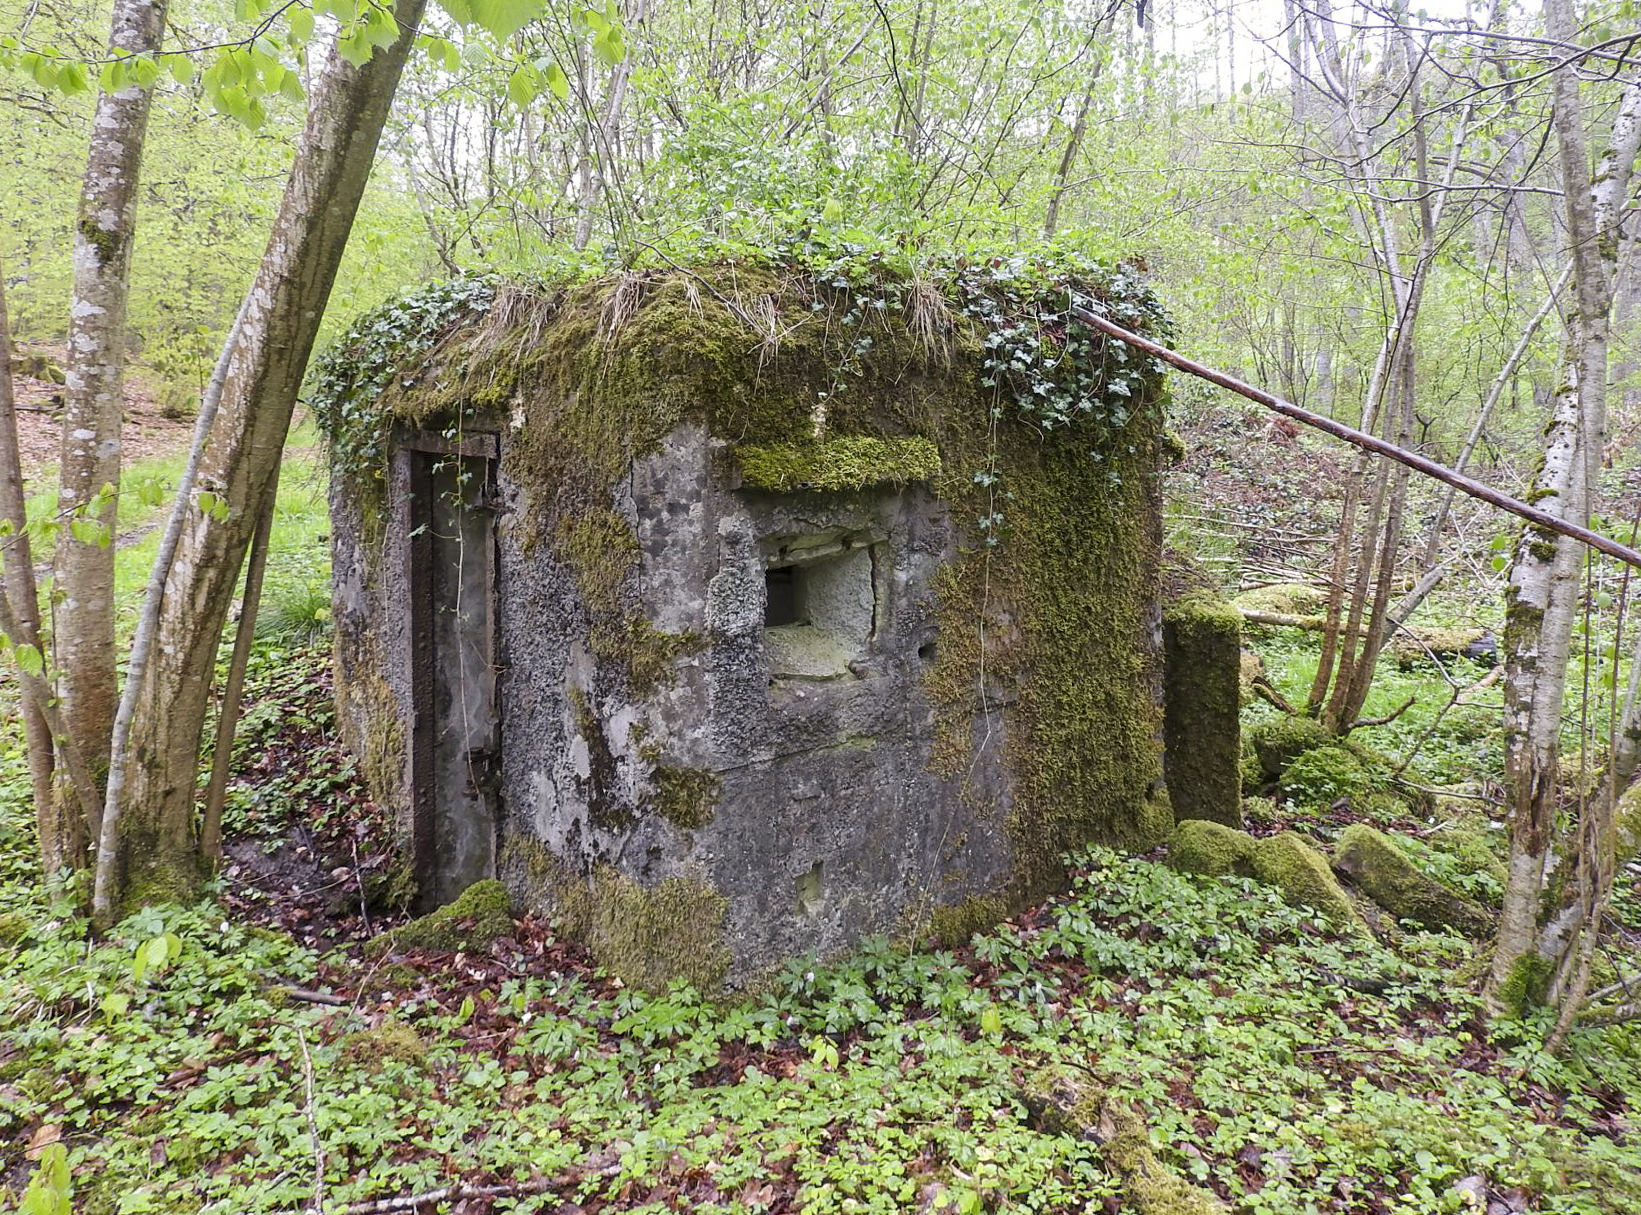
[1161,586,1243,828]
[503,839,731,993]
[641,766,721,829]
[1251,832,1357,927]
[736,435,942,492]
[1332,825,1492,936]
[1168,819,1256,878]
[379,879,514,954]
[340,1020,427,1072]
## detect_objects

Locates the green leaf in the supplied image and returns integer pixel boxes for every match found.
[979,1005,1002,1036]
[288,6,315,44]
[470,0,547,40]
[542,61,568,99]
[438,0,473,24]
[56,61,90,95]
[506,65,537,107]
[21,52,57,89]
[12,643,43,679]
[68,519,109,548]
[101,991,130,1021]
[98,58,128,92]
[336,28,376,66]
[591,24,625,65]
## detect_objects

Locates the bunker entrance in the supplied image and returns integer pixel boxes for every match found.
[404,438,499,911]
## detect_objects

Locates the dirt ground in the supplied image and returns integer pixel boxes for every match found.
[7,343,194,486]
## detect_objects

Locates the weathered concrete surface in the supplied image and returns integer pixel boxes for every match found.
[334,416,1173,989]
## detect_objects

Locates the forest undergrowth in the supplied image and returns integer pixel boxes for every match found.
[2,646,1641,1213]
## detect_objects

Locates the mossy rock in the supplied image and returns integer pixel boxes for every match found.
[378,878,514,953]
[1332,824,1492,936]
[0,911,28,945]
[1247,715,1335,779]
[340,1019,427,1072]
[1251,832,1357,926]
[1021,1068,1228,1215]
[1168,819,1256,878]
[1231,582,1325,617]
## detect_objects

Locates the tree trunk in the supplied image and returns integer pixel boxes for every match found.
[1486,0,1641,1010]
[53,0,169,836]
[0,260,60,866]
[103,0,429,910]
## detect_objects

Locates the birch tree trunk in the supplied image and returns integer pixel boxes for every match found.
[53,0,168,816]
[99,0,429,908]
[1486,0,1641,1010]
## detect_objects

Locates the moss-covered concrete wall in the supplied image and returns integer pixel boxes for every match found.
[1161,562,1243,829]
[322,259,1174,990]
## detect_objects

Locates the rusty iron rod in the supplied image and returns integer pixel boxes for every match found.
[1070,304,1641,571]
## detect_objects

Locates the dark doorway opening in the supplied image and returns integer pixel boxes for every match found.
[402,436,499,911]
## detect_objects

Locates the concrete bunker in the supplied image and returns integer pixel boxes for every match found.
[320,260,1239,990]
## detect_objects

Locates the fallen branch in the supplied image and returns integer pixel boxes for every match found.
[1349,695,1416,729]
[1239,608,1326,630]
[1071,305,1641,570]
[1250,677,1297,715]
[297,1026,325,1215]
[335,1165,623,1214]
[280,986,349,1007]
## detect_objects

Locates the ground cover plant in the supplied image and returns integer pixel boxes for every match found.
[3,677,1641,1212]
